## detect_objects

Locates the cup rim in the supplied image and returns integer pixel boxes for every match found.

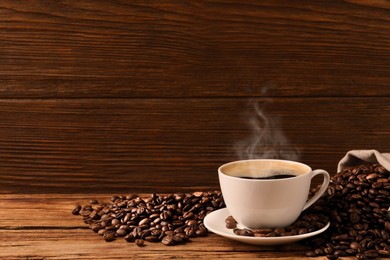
[218,159,312,181]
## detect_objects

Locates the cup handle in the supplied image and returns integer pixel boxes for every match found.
[302,169,330,211]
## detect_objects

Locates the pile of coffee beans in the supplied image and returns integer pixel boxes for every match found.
[304,163,390,259]
[72,191,224,246]
[225,213,329,237]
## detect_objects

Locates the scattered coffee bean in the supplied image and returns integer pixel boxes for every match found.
[326,254,339,260]
[350,241,360,250]
[90,224,101,233]
[97,229,106,236]
[124,233,136,242]
[233,228,254,236]
[116,228,128,237]
[225,216,237,229]
[72,191,224,246]
[135,239,144,247]
[145,236,159,242]
[162,235,175,246]
[103,232,115,242]
[71,204,81,215]
[195,228,208,237]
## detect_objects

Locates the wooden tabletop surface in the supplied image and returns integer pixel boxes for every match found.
[0,193,360,260]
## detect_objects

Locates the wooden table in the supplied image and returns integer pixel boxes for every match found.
[0,193,361,259]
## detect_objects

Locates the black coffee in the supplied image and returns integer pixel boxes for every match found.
[239,174,296,180]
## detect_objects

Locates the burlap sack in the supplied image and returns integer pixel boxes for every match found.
[337,149,390,172]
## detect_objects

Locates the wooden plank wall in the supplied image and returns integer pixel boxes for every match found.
[0,1,389,194]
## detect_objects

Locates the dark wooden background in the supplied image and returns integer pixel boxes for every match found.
[1,1,389,194]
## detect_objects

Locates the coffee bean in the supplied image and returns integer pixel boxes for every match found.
[172,234,185,243]
[105,225,116,231]
[372,182,383,189]
[334,249,347,257]
[334,234,349,241]
[72,204,81,215]
[274,227,285,236]
[233,228,254,236]
[139,218,150,226]
[327,186,336,198]
[79,209,91,217]
[175,232,189,242]
[225,216,237,229]
[186,220,198,227]
[162,235,175,246]
[103,232,115,242]
[140,230,152,240]
[124,233,135,242]
[98,229,106,236]
[378,249,390,256]
[350,242,360,250]
[365,250,379,258]
[144,236,159,242]
[253,228,273,234]
[226,221,237,229]
[116,228,127,237]
[90,224,101,233]
[366,173,378,180]
[135,239,144,247]
[111,218,121,226]
[195,228,208,237]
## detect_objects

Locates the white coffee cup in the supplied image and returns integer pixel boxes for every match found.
[218,159,330,229]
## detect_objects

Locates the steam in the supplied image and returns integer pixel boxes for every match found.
[235,99,300,161]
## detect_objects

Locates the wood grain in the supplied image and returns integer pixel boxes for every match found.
[0,1,389,98]
[0,98,389,194]
[0,194,342,259]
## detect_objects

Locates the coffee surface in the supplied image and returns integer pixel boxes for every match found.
[221,160,309,179]
[239,174,296,180]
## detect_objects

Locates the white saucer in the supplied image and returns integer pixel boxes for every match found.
[204,208,330,246]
